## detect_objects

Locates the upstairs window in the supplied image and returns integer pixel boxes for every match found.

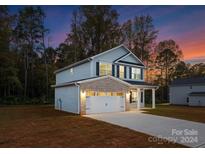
[119,65,124,79]
[131,68,141,80]
[99,63,112,76]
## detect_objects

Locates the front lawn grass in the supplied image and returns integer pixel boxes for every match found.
[143,104,205,123]
[0,105,184,148]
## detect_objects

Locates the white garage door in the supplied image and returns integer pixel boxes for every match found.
[86,96,125,114]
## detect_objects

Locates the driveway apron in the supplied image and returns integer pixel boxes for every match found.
[85,111,205,147]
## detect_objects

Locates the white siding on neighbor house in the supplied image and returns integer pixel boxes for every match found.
[56,61,91,84]
[55,86,79,114]
[189,96,205,106]
[170,85,205,105]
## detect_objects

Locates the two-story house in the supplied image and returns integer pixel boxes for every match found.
[52,44,158,115]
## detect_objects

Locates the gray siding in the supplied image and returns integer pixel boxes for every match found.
[189,96,205,106]
[91,47,144,81]
[170,85,205,105]
[55,86,79,113]
[56,61,91,84]
[55,46,145,84]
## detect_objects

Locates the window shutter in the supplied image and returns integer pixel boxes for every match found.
[141,68,143,80]
[129,67,132,79]
[96,62,99,76]
[112,64,115,76]
[124,66,127,78]
[117,65,119,78]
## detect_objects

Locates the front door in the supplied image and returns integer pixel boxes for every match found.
[130,90,144,108]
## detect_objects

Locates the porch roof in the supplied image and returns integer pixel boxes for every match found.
[124,80,158,89]
[189,92,205,96]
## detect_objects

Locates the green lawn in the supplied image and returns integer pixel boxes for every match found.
[0,105,184,148]
[143,104,205,123]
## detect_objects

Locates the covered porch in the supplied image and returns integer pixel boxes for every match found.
[129,88,157,110]
[125,81,158,110]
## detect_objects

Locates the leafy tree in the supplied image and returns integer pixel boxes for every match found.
[14,6,47,98]
[0,6,15,53]
[121,19,133,49]
[42,47,57,65]
[122,15,158,63]
[56,43,77,68]
[0,6,22,100]
[64,6,122,61]
[122,15,158,81]
[171,61,190,79]
[189,63,205,77]
[0,52,22,97]
[155,39,182,101]
[133,15,158,62]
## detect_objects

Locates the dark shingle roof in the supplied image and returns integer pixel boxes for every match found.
[189,92,205,96]
[171,77,205,86]
[118,60,145,66]
[124,80,155,86]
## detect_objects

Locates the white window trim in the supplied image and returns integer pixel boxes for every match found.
[131,67,141,80]
[119,65,124,79]
[99,61,112,76]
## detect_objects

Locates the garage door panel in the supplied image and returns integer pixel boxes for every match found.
[86,96,125,114]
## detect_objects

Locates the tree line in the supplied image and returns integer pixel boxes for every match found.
[0,5,204,104]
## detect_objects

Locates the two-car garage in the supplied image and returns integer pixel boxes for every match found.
[54,76,130,115]
[85,92,125,114]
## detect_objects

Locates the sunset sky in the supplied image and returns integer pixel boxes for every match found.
[9,5,205,64]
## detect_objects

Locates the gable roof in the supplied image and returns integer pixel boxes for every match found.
[118,45,145,67]
[51,75,131,88]
[77,75,131,87]
[54,44,145,74]
[170,77,205,86]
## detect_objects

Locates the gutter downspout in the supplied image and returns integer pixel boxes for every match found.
[75,83,80,114]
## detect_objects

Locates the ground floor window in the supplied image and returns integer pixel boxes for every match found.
[86,90,95,96]
[111,92,124,96]
[97,91,107,96]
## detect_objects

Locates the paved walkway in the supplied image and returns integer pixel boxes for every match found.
[85,111,205,147]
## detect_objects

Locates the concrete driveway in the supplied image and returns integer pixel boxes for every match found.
[85,111,205,147]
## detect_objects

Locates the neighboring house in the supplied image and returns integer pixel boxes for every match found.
[170,77,205,106]
[52,44,158,115]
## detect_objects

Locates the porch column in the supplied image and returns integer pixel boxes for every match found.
[137,89,140,110]
[142,89,145,106]
[152,88,156,109]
